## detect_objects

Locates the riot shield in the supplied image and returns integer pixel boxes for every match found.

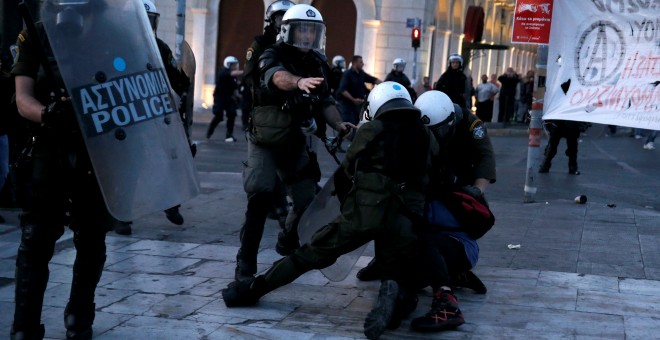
[40,0,199,221]
[298,170,367,282]
[179,40,195,141]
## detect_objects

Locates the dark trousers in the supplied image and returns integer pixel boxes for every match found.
[209,101,237,138]
[13,134,112,333]
[498,94,516,122]
[417,233,472,290]
[542,126,580,170]
[476,100,494,122]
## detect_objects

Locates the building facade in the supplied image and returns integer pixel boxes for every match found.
[155,0,538,109]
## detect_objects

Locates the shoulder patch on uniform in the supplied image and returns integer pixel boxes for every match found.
[470,119,486,139]
[246,48,253,61]
[18,33,25,42]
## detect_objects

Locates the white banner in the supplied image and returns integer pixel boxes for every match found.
[544,1,660,130]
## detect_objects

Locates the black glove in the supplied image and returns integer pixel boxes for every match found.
[461,185,488,206]
[41,99,74,127]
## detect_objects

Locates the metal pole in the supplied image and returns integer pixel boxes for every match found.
[412,46,418,85]
[523,100,543,202]
[174,0,186,64]
[523,45,549,203]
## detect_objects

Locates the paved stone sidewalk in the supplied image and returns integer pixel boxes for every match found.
[2,169,660,339]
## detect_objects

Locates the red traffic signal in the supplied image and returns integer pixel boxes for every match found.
[411,27,421,48]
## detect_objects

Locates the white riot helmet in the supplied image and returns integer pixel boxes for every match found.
[363,81,420,122]
[143,0,159,32]
[332,55,345,69]
[223,56,239,69]
[448,53,463,67]
[393,58,406,72]
[265,0,295,31]
[415,90,457,142]
[280,4,326,51]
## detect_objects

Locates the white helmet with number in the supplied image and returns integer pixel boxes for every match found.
[363,81,420,121]
[223,56,239,69]
[143,0,159,32]
[280,4,326,51]
[415,90,457,141]
[448,53,463,67]
[332,55,345,69]
[392,58,406,72]
[265,0,295,30]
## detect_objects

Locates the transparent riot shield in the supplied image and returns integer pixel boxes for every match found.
[40,0,199,221]
[298,171,367,282]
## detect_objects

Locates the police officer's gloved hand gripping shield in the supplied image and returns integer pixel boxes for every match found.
[41,99,75,127]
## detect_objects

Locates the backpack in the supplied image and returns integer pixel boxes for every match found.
[440,191,494,239]
[426,190,495,240]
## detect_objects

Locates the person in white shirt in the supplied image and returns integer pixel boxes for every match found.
[475,74,499,122]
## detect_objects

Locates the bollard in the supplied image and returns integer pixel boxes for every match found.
[524,100,544,203]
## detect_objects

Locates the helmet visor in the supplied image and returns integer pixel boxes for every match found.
[148,12,159,31]
[283,21,326,51]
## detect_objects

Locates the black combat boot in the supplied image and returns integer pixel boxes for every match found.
[356,258,381,281]
[64,302,95,340]
[452,270,487,294]
[275,230,300,256]
[222,276,268,307]
[364,280,399,339]
[387,287,418,330]
[234,249,257,281]
[10,324,45,340]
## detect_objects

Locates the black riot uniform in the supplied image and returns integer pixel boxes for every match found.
[235,40,335,280]
[10,26,114,339]
[446,108,496,188]
[435,67,467,108]
[156,38,190,115]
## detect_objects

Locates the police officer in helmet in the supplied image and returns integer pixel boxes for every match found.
[233,0,295,282]
[11,0,114,338]
[385,58,417,102]
[233,3,353,284]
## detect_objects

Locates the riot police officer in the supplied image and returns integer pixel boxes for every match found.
[11,1,114,338]
[234,4,352,281]
[233,0,294,281]
[329,55,345,95]
[434,53,468,108]
[384,58,416,102]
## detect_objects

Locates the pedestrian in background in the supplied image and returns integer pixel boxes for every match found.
[643,130,657,150]
[539,120,590,175]
[515,70,534,123]
[497,68,520,123]
[475,74,499,122]
[337,55,381,126]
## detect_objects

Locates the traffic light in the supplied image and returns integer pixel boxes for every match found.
[411,27,421,48]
